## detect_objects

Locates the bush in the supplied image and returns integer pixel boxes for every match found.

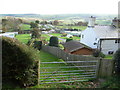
[31,28,41,39]
[114,48,120,75]
[27,39,42,50]
[66,38,73,42]
[2,37,40,87]
[49,36,59,47]
[33,41,42,50]
[93,50,105,58]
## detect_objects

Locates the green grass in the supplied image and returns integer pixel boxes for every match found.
[15,34,31,44]
[56,26,87,30]
[104,55,113,59]
[41,34,50,41]
[21,24,31,30]
[60,36,80,41]
[49,33,80,41]
[31,50,96,88]
[50,33,62,37]
[99,76,120,88]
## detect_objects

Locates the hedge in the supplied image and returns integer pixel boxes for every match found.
[2,37,40,87]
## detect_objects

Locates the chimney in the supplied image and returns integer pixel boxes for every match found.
[88,16,96,28]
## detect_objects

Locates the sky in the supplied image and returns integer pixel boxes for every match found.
[0,0,119,15]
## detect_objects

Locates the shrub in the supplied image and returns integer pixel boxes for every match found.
[93,50,105,58]
[27,39,42,50]
[33,41,42,50]
[114,48,120,75]
[49,36,59,47]
[66,38,73,42]
[2,37,40,87]
[31,28,41,39]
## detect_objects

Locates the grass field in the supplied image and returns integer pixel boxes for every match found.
[104,55,113,59]
[15,34,31,44]
[31,50,96,88]
[49,33,80,41]
[56,26,87,30]
[21,24,31,30]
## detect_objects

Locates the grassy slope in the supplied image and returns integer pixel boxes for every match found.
[15,34,31,44]
[31,50,96,88]
[21,24,31,30]
[56,26,87,30]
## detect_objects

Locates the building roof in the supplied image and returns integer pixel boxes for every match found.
[63,40,92,52]
[93,25,119,38]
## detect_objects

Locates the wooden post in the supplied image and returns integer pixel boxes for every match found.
[96,58,102,78]
[38,60,40,85]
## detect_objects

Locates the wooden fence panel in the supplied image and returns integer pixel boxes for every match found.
[42,45,114,78]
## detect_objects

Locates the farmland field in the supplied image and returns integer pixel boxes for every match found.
[21,24,31,30]
[31,50,96,88]
[15,34,31,44]
[56,26,87,30]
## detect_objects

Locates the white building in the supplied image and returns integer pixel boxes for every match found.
[0,32,18,38]
[80,16,120,55]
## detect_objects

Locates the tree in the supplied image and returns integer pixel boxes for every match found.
[30,22,38,28]
[35,20,39,24]
[31,28,41,39]
[66,38,73,42]
[114,48,120,75]
[2,17,22,31]
[53,20,59,25]
[92,50,105,58]
[40,21,47,24]
[49,36,59,47]
[2,37,39,87]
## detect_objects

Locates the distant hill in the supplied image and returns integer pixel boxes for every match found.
[0,13,117,25]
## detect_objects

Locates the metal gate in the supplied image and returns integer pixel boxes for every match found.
[40,60,99,84]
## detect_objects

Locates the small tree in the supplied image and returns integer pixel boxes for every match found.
[49,36,59,47]
[66,38,73,42]
[2,37,40,87]
[35,20,39,24]
[114,48,120,75]
[31,28,41,39]
[30,22,38,28]
[93,50,105,58]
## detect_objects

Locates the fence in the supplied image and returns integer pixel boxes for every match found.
[42,45,115,78]
[40,61,98,84]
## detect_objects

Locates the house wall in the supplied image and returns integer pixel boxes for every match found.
[101,39,119,55]
[71,48,93,55]
[80,27,99,49]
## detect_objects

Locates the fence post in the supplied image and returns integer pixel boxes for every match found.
[96,58,101,78]
[38,60,40,85]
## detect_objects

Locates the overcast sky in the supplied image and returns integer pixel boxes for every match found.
[0,0,119,14]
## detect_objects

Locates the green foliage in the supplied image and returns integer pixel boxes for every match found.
[35,20,39,24]
[49,36,59,47]
[100,76,120,88]
[30,22,38,28]
[93,50,105,58]
[27,39,42,50]
[66,38,73,42]
[2,18,22,31]
[59,44,64,50]
[114,48,120,75]
[16,34,31,44]
[21,24,30,30]
[2,37,40,87]
[31,28,41,39]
